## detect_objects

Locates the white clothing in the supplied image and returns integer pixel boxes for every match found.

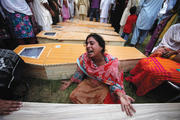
[1,0,32,15]
[32,0,52,31]
[78,0,89,15]
[58,0,63,22]
[158,0,168,17]
[74,0,79,17]
[153,24,180,52]
[100,18,108,23]
[100,0,113,18]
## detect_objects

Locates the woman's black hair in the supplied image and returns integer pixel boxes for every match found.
[85,33,105,53]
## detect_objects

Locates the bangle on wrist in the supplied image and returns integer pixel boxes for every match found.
[169,54,176,60]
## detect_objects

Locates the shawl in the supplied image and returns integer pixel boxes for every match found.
[72,52,124,93]
[153,23,180,52]
[1,0,32,15]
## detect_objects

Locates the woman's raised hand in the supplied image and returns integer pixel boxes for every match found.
[60,80,72,90]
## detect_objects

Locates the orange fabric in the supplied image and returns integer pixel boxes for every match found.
[70,79,109,104]
[125,57,180,96]
[70,78,121,104]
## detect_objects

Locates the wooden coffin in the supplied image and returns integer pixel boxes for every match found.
[36,31,125,46]
[57,22,114,31]
[52,25,119,36]
[14,43,145,80]
[2,102,180,120]
[63,20,112,27]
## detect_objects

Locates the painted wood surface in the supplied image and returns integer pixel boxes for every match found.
[57,22,114,30]
[1,102,180,120]
[14,43,146,80]
[14,43,145,65]
[52,25,119,36]
[36,31,125,46]
[63,20,112,27]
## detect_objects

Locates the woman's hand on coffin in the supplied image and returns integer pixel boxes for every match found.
[118,93,136,116]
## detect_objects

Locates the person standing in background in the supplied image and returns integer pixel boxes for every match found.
[48,0,61,25]
[0,0,37,45]
[31,0,54,31]
[78,0,89,20]
[0,7,16,49]
[68,0,75,20]
[119,0,137,35]
[121,6,137,42]
[74,0,79,18]
[112,0,126,32]
[62,0,70,21]
[144,0,179,56]
[129,0,164,47]
[100,0,113,23]
[89,0,101,22]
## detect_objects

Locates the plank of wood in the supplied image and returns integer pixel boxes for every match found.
[1,102,180,120]
[14,43,146,80]
[62,20,112,27]
[36,31,125,46]
[52,25,119,36]
[57,22,114,30]
[14,43,145,65]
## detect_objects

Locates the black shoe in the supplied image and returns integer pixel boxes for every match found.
[128,43,135,47]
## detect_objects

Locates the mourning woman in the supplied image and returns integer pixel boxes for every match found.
[126,23,180,96]
[60,33,136,116]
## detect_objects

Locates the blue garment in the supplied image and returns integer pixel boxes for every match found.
[136,0,164,30]
[121,32,129,41]
[130,26,148,45]
[159,0,177,21]
[130,0,164,45]
[167,0,177,11]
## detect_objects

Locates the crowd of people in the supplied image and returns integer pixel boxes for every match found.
[0,0,180,117]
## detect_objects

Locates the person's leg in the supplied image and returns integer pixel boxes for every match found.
[79,15,82,20]
[122,33,129,45]
[119,26,124,35]
[138,30,148,44]
[89,8,94,21]
[82,15,85,20]
[121,32,125,38]
[95,8,99,22]
[130,26,140,45]
[104,18,108,23]
[124,33,129,41]
[100,18,104,23]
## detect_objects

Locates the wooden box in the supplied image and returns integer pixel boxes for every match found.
[14,43,146,80]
